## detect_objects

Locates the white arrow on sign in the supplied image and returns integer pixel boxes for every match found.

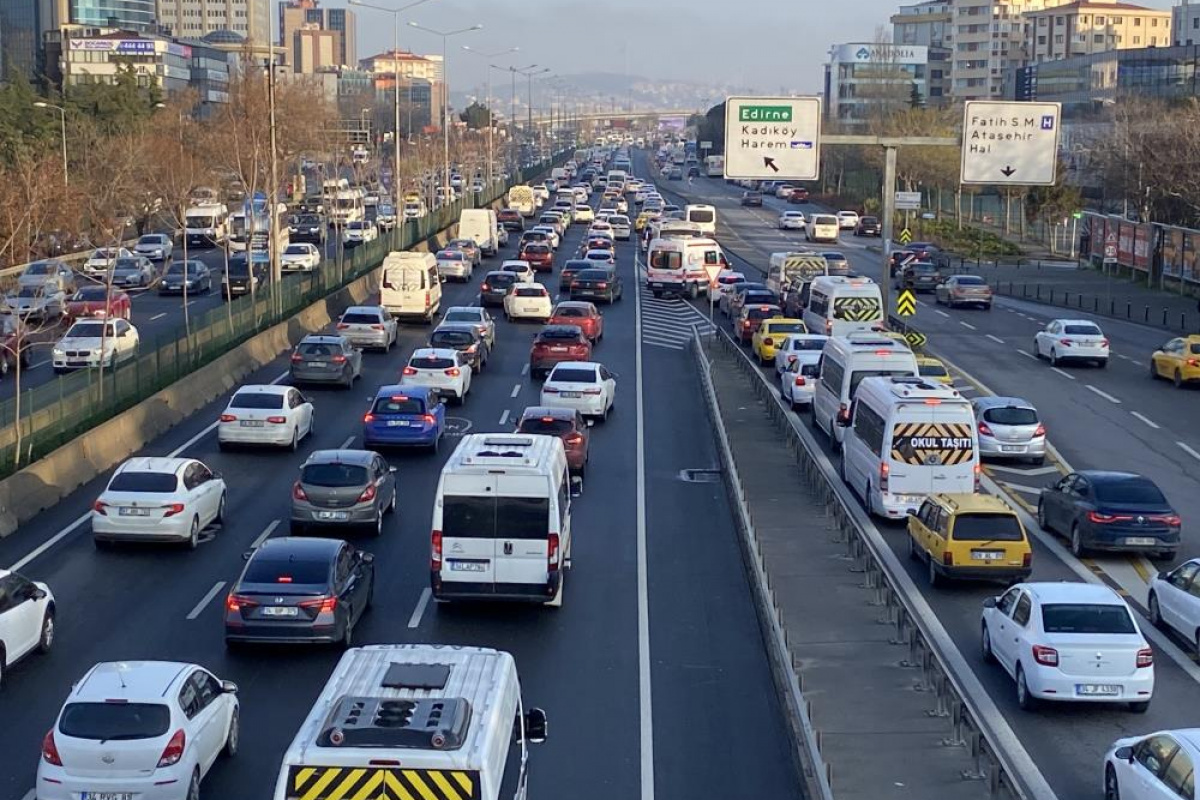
[960,100,1061,187]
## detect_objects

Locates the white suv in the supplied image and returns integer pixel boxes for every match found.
[38,661,239,800]
[0,569,55,685]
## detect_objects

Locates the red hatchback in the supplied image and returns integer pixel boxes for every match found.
[520,243,554,272]
[734,304,783,344]
[65,286,132,321]
[515,406,590,474]
[787,187,810,204]
[548,301,603,342]
[529,325,592,379]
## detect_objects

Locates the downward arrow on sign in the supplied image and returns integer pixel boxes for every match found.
[763,157,780,173]
[1001,166,1016,177]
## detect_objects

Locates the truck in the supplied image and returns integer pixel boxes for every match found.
[507,185,537,217]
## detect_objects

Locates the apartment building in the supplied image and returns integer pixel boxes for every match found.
[1023,2,1170,64]
[155,0,271,51]
[279,0,355,72]
[1172,1,1200,46]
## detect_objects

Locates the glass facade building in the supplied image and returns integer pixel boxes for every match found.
[0,0,42,80]
[68,0,155,31]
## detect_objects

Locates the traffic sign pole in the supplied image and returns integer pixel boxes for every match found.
[881,144,897,314]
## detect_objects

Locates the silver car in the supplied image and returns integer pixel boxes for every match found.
[134,233,173,262]
[289,334,362,388]
[110,256,156,288]
[289,449,397,537]
[972,396,1046,465]
[441,306,496,349]
[336,305,397,352]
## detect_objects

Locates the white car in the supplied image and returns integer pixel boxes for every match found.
[436,249,473,282]
[442,305,496,349]
[712,270,747,305]
[91,457,227,548]
[775,184,795,199]
[504,282,553,322]
[635,187,653,204]
[780,356,821,410]
[1034,318,1109,367]
[583,249,615,266]
[1104,728,1200,800]
[82,247,132,277]
[401,347,472,403]
[1148,558,1200,655]
[500,260,536,283]
[217,384,314,451]
[773,333,829,374]
[836,210,860,230]
[0,568,54,684]
[778,211,807,230]
[280,242,321,272]
[37,661,239,800]
[52,317,139,373]
[134,234,173,262]
[541,361,617,421]
[589,220,613,236]
[496,225,509,247]
[574,204,595,224]
[336,304,398,351]
[531,225,560,250]
[341,220,378,245]
[981,582,1153,712]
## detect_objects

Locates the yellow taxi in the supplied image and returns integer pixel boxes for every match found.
[1150,335,1200,388]
[635,210,659,231]
[751,318,807,364]
[916,355,953,385]
[907,494,1032,587]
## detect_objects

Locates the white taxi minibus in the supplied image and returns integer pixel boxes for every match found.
[803,275,884,337]
[812,332,919,448]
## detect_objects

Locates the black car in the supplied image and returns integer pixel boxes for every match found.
[223,537,374,647]
[855,216,881,236]
[222,255,266,299]
[902,261,943,292]
[290,213,326,245]
[570,267,622,304]
[480,271,517,307]
[1038,471,1180,559]
[159,260,212,295]
[890,249,917,278]
[559,259,592,293]
[429,323,490,371]
[741,191,763,207]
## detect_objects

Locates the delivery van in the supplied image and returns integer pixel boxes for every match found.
[458,208,499,257]
[380,251,441,322]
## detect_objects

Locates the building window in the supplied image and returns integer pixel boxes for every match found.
[1113,16,1122,24]
[1096,16,1105,24]
[1038,16,1047,28]
[1194,17,1199,29]
[1055,16,1064,27]
[1133,36,1140,44]
[1037,35,1046,45]
[1054,34,1063,44]
[1094,33,1104,43]
[1133,17,1140,27]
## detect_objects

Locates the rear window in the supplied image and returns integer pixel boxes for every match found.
[849,369,914,397]
[431,330,475,347]
[1093,478,1166,505]
[1192,344,1200,355]
[242,557,330,585]
[59,702,171,741]
[341,312,380,325]
[444,311,481,324]
[553,306,586,318]
[524,245,550,255]
[1041,603,1136,635]
[910,264,937,274]
[813,216,838,225]
[550,367,596,383]
[373,396,424,415]
[539,328,582,341]
[109,472,177,493]
[747,307,781,321]
[956,276,987,286]
[488,273,517,286]
[301,463,369,487]
[516,287,546,297]
[790,338,826,351]
[497,497,551,539]
[297,342,339,356]
[517,417,574,435]
[766,322,806,334]
[411,356,455,369]
[919,362,949,378]
[951,513,1024,542]
[1063,324,1102,336]
[577,270,610,280]
[438,251,464,260]
[688,209,715,223]
[229,392,284,410]
[743,293,776,305]
[442,496,550,539]
[983,406,1038,426]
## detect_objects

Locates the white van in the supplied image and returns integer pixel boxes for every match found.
[812,331,919,448]
[273,644,548,800]
[184,203,228,248]
[380,251,441,322]
[806,213,840,243]
[458,208,499,257]
[507,185,536,217]
[803,275,884,338]
[645,236,725,299]
[766,252,828,297]
[841,376,980,519]
[684,204,717,237]
[432,434,573,606]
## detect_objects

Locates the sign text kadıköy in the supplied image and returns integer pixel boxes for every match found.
[723,96,822,181]
[960,101,1061,187]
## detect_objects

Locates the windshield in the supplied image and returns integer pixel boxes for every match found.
[59,702,171,741]
[108,472,176,493]
[1093,478,1167,505]
[539,328,583,341]
[229,392,284,410]
[1041,604,1136,635]
[186,216,216,227]
[438,251,464,261]
[284,245,310,255]
[66,323,114,338]
[301,463,368,487]
[951,514,1024,542]
[137,236,164,245]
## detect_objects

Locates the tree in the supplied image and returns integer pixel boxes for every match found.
[459,101,492,131]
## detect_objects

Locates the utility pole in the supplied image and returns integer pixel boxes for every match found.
[462,46,519,185]
[267,59,283,313]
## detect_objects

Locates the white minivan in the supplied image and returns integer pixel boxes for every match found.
[840,376,980,519]
[458,208,499,257]
[806,213,840,243]
[684,204,717,236]
[431,434,573,606]
[812,331,919,449]
[803,275,884,338]
[380,251,441,322]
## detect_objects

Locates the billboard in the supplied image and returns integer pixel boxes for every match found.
[1133,224,1151,273]
[69,39,158,54]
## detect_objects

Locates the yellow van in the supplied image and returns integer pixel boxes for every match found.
[907,494,1032,587]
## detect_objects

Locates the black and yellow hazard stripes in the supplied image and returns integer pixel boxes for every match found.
[288,766,480,800]
[782,254,827,281]
[832,296,882,322]
[890,422,975,466]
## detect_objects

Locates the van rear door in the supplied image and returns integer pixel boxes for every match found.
[887,402,976,498]
[440,480,498,589]
[493,476,551,591]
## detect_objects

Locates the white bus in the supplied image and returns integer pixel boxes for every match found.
[803,275,884,338]
[705,155,724,177]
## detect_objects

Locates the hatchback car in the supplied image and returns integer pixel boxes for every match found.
[908,494,1032,587]
[936,275,993,309]
[92,457,226,549]
[520,243,554,272]
[854,216,881,236]
[541,361,616,421]
[505,282,553,322]
[530,325,592,379]
[429,322,490,372]
[224,537,374,646]
[559,259,591,293]
[608,215,632,240]
[480,271,518,307]
[336,305,397,352]
[582,249,615,267]
[289,334,362,388]
[772,333,827,375]
[1038,471,1180,558]
[498,208,524,232]
[66,286,131,321]
[0,568,55,685]
[548,301,603,342]
[217,384,314,451]
[1150,335,1200,387]
[570,268,622,304]
[516,406,591,474]
[159,260,212,294]
[1034,319,1109,367]
[973,396,1046,464]
[362,385,445,452]
[436,249,472,282]
[733,303,784,344]
[400,347,472,403]
[221,255,264,299]
[37,661,239,800]
[289,450,396,536]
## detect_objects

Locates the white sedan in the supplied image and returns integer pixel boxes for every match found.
[341,220,379,245]
[1104,728,1200,800]
[281,242,321,272]
[778,211,807,230]
[0,568,54,683]
[836,210,860,230]
[52,317,139,373]
[773,333,829,375]
[92,457,227,548]
[504,282,552,322]
[82,247,131,277]
[541,361,616,421]
[500,260,536,284]
[981,582,1153,712]
[217,384,314,451]
[1148,558,1200,655]
[1034,318,1109,367]
[401,347,472,403]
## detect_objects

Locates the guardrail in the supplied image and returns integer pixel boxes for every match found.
[0,154,569,476]
[696,326,1057,800]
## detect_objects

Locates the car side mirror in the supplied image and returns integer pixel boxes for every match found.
[212,471,223,480]
[524,708,549,744]
[221,680,239,694]
[1114,746,1134,762]
[27,586,47,600]
[982,597,997,609]
[360,551,376,564]
[835,415,850,428]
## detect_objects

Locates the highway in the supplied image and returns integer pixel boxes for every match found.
[648,154,1200,798]
[0,179,801,800]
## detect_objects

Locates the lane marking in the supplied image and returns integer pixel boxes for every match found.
[150,312,167,321]
[338,434,355,449]
[985,334,1005,345]
[959,321,977,331]
[30,360,49,369]
[634,245,655,800]
[996,481,1043,496]
[1017,349,1038,361]
[407,587,433,629]
[1180,442,1200,462]
[510,384,521,398]
[1118,354,1134,362]
[935,309,950,318]
[186,580,227,620]
[520,363,529,376]
[252,519,280,549]
[988,464,1060,477]
[498,409,510,426]
[1085,385,1122,404]
[1131,412,1160,429]
[1050,367,1076,381]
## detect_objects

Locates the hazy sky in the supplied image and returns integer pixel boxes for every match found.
[341,0,1178,97]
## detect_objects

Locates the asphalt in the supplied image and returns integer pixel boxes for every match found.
[0,171,800,800]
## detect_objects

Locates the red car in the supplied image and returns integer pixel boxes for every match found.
[529,325,592,379]
[515,406,590,474]
[787,188,810,204]
[734,304,783,344]
[520,243,554,272]
[65,286,132,321]
[548,301,603,342]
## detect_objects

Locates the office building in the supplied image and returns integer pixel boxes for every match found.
[0,0,44,80]
[293,24,338,72]
[893,0,953,47]
[360,49,445,125]
[824,43,932,126]
[1022,2,1170,64]
[1,0,157,81]
[155,0,271,52]
[279,0,354,71]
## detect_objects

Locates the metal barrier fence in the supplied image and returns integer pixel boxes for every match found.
[0,155,567,475]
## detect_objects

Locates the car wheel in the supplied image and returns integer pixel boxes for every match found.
[1148,592,1163,628]
[927,555,941,588]
[981,624,996,664]
[1070,523,1087,557]
[1105,765,1121,800]
[1175,369,1184,389]
[186,517,200,550]
[186,769,200,800]
[1037,501,1050,531]
[1050,348,1060,367]
[37,608,55,653]
[289,427,299,452]
[215,493,226,524]
[223,709,240,757]
[1129,699,1151,714]
[372,509,383,537]
[1016,666,1038,710]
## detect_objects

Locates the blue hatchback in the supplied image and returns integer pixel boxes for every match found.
[362,385,445,451]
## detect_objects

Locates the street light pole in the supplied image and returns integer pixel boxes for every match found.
[33,101,68,186]
[462,46,517,188]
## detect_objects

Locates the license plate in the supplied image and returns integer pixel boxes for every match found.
[386,420,410,427]
[1000,445,1025,453]
[240,420,264,428]
[450,561,487,572]
[1126,537,1157,546]
[119,507,150,517]
[551,346,568,352]
[316,511,349,521]
[84,793,135,800]
[307,361,325,368]
[971,551,1004,561]
[1076,684,1120,696]
[560,391,581,398]
[263,606,299,617]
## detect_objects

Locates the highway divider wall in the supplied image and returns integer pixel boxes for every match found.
[0,154,568,536]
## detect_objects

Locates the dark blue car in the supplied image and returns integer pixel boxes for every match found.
[1038,471,1181,559]
[362,385,445,451]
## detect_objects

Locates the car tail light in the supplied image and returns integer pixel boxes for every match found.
[978,421,993,436]
[162,503,185,517]
[157,729,186,768]
[402,366,417,376]
[565,432,584,446]
[445,367,461,377]
[543,386,559,394]
[941,550,953,566]
[1022,552,1032,568]
[266,416,287,424]
[597,282,608,289]
[220,413,237,423]
[583,388,602,395]
[1059,339,1073,347]
[93,500,108,516]
[358,483,377,502]
[974,463,982,492]
[41,729,62,766]
[1087,511,1131,524]
[1137,648,1154,668]
[336,323,350,330]
[1101,339,1110,348]
[481,283,491,291]
[363,413,375,423]
[225,593,257,612]
[1152,514,1182,526]
[299,595,337,614]
[431,529,443,571]
[292,482,308,501]
[836,403,850,424]
[425,291,430,305]
[1032,644,1059,667]
[548,532,560,572]
[290,353,303,362]
[371,324,385,331]
[331,355,347,364]
[824,320,832,335]
[1033,423,1046,437]
[880,462,889,492]
[794,376,806,387]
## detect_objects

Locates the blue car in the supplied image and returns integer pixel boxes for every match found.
[362,385,445,451]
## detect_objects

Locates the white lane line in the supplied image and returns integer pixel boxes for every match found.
[1118,354,1134,361]
[1179,442,1200,462]
[150,312,167,321]
[520,363,529,376]
[1005,308,1017,314]
[407,587,433,629]
[634,254,655,800]
[935,309,950,318]
[1017,349,1038,361]
[30,360,49,369]
[510,384,521,398]
[997,481,1043,496]
[338,434,355,449]
[186,580,227,620]
[959,321,977,331]
[1131,412,1161,430]
[1085,384,1122,404]
[498,409,509,426]
[1050,367,1076,381]
[252,519,280,549]
[985,334,1005,344]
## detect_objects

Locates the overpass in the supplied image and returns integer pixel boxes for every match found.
[523,109,699,125]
